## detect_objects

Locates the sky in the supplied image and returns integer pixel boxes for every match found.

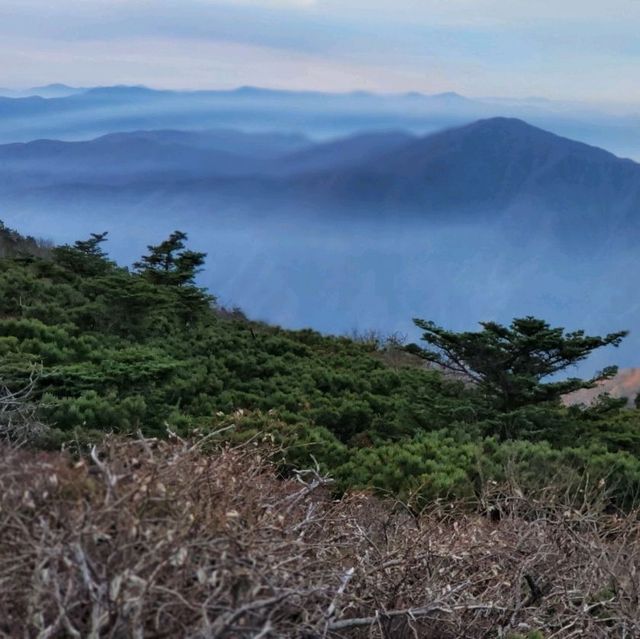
[1,0,639,101]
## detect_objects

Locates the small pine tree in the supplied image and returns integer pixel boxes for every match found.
[73,232,109,258]
[53,231,111,275]
[134,231,206,287]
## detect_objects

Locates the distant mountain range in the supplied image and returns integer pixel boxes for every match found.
[0,84,639,160]
[0,84,86,99]
[1,114,639,373]
[2,118,639,236]
[0,129,311,184]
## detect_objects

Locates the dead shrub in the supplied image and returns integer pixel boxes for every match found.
[1,435,640,638]
[0,370,48,446]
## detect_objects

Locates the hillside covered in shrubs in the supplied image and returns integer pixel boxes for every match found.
[1,221,640,508]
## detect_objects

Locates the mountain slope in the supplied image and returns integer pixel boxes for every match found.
[278,131,416,174]
[0,129,311,186]
[0,129,411,182]
[285,118,640,226]
[2,118,640,231]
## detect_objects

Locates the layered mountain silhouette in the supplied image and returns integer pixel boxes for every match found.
[2,115,639,371]
[0,84,638,160]
[2,118,639,233]
[287,118,640,225]
[0,84,85,99]
[0,129,310,184]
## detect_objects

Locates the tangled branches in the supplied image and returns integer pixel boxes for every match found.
[0,369,47,445]
[1,436,640,638]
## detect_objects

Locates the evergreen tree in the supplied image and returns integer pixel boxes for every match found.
[410,316,628,410]
[73,232,109,258]
[134,231,206,287]
[53,232,111,275]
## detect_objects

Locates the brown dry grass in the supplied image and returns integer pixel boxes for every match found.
[1,435,640,638]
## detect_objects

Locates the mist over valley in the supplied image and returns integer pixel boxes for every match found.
[1,96,639,374]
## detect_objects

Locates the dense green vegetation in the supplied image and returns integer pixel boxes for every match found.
[2,221,640,507]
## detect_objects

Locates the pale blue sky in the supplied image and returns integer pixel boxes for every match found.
[1,0,639,101]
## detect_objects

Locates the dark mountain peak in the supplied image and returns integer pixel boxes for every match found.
[471,116,532,129]
[456,116,554,138]
[455,116,562,143]
[294,117,640,218]
[427,116,623,163]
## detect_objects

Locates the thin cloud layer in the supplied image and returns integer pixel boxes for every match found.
[1,0,638,100]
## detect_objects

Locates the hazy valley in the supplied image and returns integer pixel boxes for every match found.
[2,99,639,374]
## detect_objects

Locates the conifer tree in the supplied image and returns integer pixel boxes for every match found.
[410,316,628,410]
[53,231,111,275]
[73,232,109,258]
[134,231,206,287]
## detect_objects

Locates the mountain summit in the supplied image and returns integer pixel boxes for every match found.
[284,117,640,226]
